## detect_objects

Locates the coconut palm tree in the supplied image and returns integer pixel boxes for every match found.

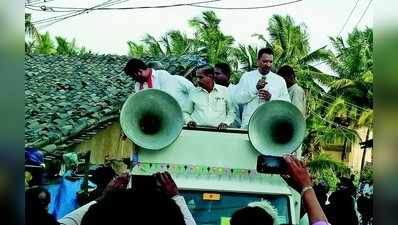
[25,13,41,54]
[160,30,194,56]
[34,32,56,55]
[305,28,373,160]
[324,27,373,128]
[55,36,82,56]
[188,11,235,65]
[233,44,258,72]
[127,41,145,58]
[127,30,194,58]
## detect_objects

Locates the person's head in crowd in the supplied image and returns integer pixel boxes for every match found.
[277,65,296,88]
[124,58,152,83]
[81,189,186,225]
[195,65,215,92]
[214,62,231,87]
[26,187,58,225]
[231,202,278,225]
[257,48,274,75]
[337,176,356,196]
[313,181,329,208]
[327,189,359,225]
[26,186,51,211]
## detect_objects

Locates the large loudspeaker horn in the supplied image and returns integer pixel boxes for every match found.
[248,100,305,156]
[120,89,184,150]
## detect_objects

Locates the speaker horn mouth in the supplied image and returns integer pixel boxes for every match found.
[270,120,294,145]
[139,113,162,135]
[248,100,305,156]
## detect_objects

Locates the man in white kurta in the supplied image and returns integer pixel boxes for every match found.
[234,48,290,129]
[124,58,194,108]
[183,65,235,129]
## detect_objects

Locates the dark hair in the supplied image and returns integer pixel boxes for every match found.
[26,187,58,225]
[81,189,186,225]
[257,47,274,59]
[123,58,148,76]
[230,206,274,225]
[196,65,215,77]
[277,65,295,78]
[26,187,51,209]
[214,62,231,77]
[327,190,359,225]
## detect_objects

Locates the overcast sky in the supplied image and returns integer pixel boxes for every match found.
[26,0,373,55]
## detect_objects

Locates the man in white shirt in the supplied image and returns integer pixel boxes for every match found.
[183,65,235,129]
[123,58,194,108]
[214,62,242,128]
[277,65,307,117]
[234,48,291,129]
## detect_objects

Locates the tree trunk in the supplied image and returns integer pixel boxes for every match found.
[341,137,347,160]
[360,128,371,172]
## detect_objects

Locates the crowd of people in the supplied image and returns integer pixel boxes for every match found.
[26,156,334,225]
[123,47,306,130]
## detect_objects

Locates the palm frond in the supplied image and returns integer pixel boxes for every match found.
[324,97,348,121]
[307,153,350,174]
[362,70,373,84]
[357,109,373,128]
[298,46,331,65]
[329,78,356,90]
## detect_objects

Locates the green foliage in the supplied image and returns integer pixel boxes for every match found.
[28,32,92,56]
[127,11,236,67]
[34,32,57,55]
[304,27,373,158]
[308,153,351,191]
[233,44,258,71]
[314,168,339,191]
[308,152,351,175]
[25,14,92,56]
[127,41,145,58]
[189,11,235,65]
[361,164,374,182]
[324,27,373,130]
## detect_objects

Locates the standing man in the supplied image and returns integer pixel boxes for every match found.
[277,65,307,117]
[183,65,235,130]
[123,58,194,108]
[214,62,242,128]
[234,48,290,129]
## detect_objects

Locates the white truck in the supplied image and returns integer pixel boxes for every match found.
[121,89,307,225]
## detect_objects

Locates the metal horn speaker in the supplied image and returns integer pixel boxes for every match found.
[248,100,305,155]
[120,89,184,150]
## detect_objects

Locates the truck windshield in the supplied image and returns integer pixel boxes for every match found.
[180,191,291,225]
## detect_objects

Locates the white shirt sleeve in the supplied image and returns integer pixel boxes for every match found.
[277,79,291,102]
[172,195,197,225]
[234,72,258,105]
[291,87,306,116]
[224,90,237,125]
[176,75,194,94]
[58,201,97,225]
[183,90,194,123]
[155,70,172,89]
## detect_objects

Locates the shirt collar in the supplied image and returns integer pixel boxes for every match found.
[197,83,219,93]
[288,83,298,90]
